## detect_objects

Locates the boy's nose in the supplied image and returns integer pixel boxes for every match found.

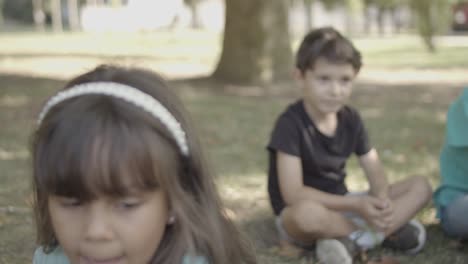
[331,81,342,96]
[84,205,114,242]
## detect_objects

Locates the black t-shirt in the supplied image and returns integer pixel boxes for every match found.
[267,100,371,215]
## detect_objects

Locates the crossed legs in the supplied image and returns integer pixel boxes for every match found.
[279,176,432,244]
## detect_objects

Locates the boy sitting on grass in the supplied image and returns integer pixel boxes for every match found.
[266,27,432,264]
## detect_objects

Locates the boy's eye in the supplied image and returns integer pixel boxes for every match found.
[341,76,351,83]
[317,75,330,82]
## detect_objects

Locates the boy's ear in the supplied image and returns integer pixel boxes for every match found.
[293,68,305,88]
[293,68,304,81]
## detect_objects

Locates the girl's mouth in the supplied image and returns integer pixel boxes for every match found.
[80,255,125,264]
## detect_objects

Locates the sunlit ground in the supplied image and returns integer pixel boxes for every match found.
[1,30,468,263]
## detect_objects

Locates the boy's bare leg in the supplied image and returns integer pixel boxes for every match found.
[279,175,431,244]
[385,175,432,235]
[281,200,357,244]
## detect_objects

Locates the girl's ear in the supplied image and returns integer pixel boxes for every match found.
[167,215,175,225]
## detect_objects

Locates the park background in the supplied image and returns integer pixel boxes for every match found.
[0,0,468,263]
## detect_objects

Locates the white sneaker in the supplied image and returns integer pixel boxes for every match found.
[316,237,359,264]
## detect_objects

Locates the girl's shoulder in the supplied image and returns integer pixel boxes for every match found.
[33,246,207,264]
[33,247,70,264]
[182,255,209,264]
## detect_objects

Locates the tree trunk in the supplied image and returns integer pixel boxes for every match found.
[212,0,268,84]
[390,7,401,34]
[51,0,63,32]
[213,0,292,84]
[187,0,202,29]
[0,0,4,26]
[304,0,314,31]
[268,0,293,81]
[363,0,372,35]
[376,6,385,36]
[411,0,436,52]
[32,0,46,31]
[67,0,80,31]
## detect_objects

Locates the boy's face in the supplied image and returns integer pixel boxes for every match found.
[297,57,356,116]
[48,188,170,264]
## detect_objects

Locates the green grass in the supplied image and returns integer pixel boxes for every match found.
[0,30,468,263]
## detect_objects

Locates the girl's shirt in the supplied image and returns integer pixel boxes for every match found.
[33,247,208,264]
[434,88,468,216]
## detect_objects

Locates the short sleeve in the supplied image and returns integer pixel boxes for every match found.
[182,255,209,264]
[267,113,301,157]
[33,247,70,264]
[353,111,371,156]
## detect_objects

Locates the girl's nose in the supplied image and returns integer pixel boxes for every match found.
[83,204,114,242]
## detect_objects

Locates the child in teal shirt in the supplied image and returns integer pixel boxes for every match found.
[434,87,468,240]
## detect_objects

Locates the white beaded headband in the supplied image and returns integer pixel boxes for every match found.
[37,82,189,156]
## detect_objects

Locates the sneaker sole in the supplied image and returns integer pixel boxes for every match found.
[316,239,353,264]
[406,219,426,254]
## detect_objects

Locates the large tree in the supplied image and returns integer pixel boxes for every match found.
[212,0,292,84]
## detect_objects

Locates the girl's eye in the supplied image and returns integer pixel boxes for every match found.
[117,198,142,209]
[59,197,82,207]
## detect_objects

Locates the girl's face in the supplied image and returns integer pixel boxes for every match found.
[48,189,170,264]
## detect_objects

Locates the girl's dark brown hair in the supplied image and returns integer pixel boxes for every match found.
[32,65,257,264]
[296,26,362,74]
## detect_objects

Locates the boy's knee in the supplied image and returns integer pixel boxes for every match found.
[411,175,432,200]
[284,201,327,234]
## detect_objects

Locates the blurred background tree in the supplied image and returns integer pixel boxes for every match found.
[409,0,451,52]
[184,0,202,29]
[213,0,293,84]
[3,0,34,24]
[0,0,465,82]
[212,0,268,84]
[0,0,4,26]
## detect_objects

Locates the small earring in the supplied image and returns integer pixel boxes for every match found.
[168,215,176,225]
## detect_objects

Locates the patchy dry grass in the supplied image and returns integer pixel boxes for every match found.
[0,30,468,263]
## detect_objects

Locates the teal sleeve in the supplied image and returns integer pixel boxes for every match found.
[182,255,208,264]
[33,247,70,264]
[33,247,206,264]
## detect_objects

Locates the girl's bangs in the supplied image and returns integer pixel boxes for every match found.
[35,101,177,200]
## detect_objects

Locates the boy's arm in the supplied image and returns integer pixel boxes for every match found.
[358,148,389,199]
[277,151,360,212]
[279,150,390,229]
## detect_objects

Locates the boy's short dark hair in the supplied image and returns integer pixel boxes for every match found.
[295,27,362,74]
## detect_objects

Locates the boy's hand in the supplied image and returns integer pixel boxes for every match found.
[376,196,394,232]
[355,196,392,231]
